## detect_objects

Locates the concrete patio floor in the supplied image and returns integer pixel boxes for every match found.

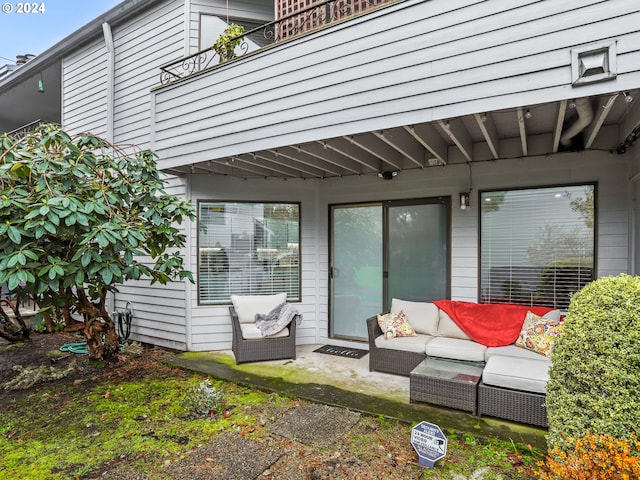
[165,344,548,449]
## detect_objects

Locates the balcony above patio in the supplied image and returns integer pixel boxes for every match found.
[151,0,640,179]
[158,0,394,87]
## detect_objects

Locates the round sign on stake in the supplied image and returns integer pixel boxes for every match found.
[410,421,448,468]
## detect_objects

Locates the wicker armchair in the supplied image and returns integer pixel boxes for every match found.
[230,305,298,364]
[366,315,426,376]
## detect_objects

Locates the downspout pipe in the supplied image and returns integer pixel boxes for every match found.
[102,22,115,143]
[560,97,593,148]
[102,22,116,315]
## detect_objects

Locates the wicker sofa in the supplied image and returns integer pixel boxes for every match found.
[366,298,558,427]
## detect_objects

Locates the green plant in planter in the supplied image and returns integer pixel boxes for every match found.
[546,274,640,453]
[212,23,245,63]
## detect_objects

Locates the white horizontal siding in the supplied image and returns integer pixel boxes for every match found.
[153,0,640,169]
[62,37,108,136]
[112,0,185,149]
[114,174,190,349]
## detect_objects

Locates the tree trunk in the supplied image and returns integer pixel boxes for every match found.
[84,316,119,360]
[0,299,30,342]
[61,291,82,330]
[77,289,119,361]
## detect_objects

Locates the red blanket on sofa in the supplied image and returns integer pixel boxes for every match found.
[433,300,553,347]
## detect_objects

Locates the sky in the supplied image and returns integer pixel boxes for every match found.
[0,0,121,64]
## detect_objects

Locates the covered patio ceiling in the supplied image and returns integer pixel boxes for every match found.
[164,89,640,180]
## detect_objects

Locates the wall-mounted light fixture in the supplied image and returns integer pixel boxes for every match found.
[378,170,398,180]
[460,192,470,210]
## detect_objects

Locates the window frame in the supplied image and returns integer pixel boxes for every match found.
[478,183,597,310]
[197,200,302,306]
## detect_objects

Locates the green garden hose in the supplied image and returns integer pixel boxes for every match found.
[60,342,90,354]
[59,342,125,354]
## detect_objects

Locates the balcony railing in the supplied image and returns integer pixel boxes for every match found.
[6,119,42,138]
[159,0,391,85]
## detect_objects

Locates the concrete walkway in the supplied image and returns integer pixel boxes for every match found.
[165,344,547,449]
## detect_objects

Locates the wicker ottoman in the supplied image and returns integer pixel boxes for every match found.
[478,382,548,427]
[410,358,484,414]
[477,355,550,427]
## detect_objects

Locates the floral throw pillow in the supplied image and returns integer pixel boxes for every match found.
[377,311,416,340]
[516,311,563,357]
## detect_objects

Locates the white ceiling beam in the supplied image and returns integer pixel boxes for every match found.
[618,91,640,145]
[258,150,325,178]
[552,99,567,152]
[297,143,361,174]
[324,137,381,172]
[517,107,528,156]
[437,118,472,162]
[276,146,343,177]
[190,162,229,176]
[473,112,499,159]
[231,154,300,177]
[404,124,448,165]
[584,93,618,149]
[373,128,424,168]
[345,134,403,170]
[211,158,281,177]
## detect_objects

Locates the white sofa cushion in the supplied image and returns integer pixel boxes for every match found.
[482,355,551,394]
[426,337,487,362]
[240,323,290,339]
[231,293,287,324]
[436,310,471,340]
[485,345,549,362]
[375,333,434,354]
[390,299,440,336]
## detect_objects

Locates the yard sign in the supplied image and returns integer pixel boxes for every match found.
[411,421,448,468]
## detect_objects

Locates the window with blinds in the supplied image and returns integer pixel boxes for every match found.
[480,184,595,310]
[198,202,301,304]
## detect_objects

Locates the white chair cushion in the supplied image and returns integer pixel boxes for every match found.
[426,337,487,362]
[374,333,434,354]
[240,323,290,339]
[436,310,471,340]
[390,299,440,336]
[482,355,551,394]
[231,293,287,324]
[485,345,548,362]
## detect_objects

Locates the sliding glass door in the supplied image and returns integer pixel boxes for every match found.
[387,201,449,302]
[330,198,449,341]
[331,205,383,339]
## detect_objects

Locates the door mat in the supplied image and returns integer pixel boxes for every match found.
[313,345,368,359]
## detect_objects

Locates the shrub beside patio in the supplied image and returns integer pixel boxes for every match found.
[540,274,640,477]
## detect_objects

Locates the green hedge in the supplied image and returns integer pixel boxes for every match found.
[546,274,640,451]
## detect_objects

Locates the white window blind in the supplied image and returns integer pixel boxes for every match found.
[198,202,300,304]
[480,185,595,310]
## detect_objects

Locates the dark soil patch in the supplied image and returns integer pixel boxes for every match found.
[0,332,97,386]
[0,332,165,405]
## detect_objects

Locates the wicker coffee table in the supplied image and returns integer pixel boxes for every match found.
[410,358,484,414]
